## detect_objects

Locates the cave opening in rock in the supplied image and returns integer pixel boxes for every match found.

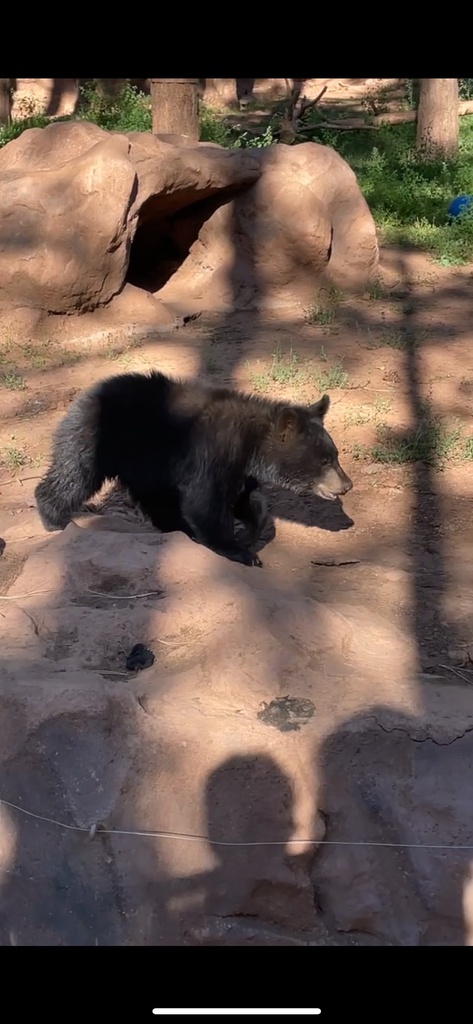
[126,188,236,294]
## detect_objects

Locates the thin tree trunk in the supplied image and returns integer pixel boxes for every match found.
[0,79,11,126]
[150,79,199,141]
[416,79,459,160]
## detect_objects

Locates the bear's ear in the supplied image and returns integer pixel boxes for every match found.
[276,407,302,443]
[310,394,330,420]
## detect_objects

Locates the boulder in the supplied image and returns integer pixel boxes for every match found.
[0,511,471,946]
[0,120,378,320]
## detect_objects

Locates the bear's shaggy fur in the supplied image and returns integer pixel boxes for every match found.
[35,370,352,566]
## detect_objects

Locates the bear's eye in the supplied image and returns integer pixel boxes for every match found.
[320,458,330,466]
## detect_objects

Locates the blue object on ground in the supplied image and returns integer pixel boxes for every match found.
[448,195,473,219]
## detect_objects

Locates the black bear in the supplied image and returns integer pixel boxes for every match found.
[233,474,269,554]
[34,370,352,567]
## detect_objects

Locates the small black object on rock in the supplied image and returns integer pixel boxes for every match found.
[126,643,155,673]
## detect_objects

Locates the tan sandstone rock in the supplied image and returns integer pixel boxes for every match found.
[0,120,378,321]
[0,515,471,946]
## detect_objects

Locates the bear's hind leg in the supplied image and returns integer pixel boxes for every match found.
[131,487,195,539]
[181,487,263,567]
[234,477,268,548]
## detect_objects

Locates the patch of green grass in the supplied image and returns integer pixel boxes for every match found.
[373,396,393,416]
[344,405,373,426]
[325,286,344,303]
[200,105,276,148]
[0,83,152,149]
[0,85,269,153]
[344,396,392,427]
[313,359,349,390]
[23,347,47,369]
[366,327,410,350]
[16,340,83,371]
[78,82,151,133]
[1,444,29,470]
[353,403,461,466]
[461,436,473,460]
[103,335,144,362]
[268,346,302,384]
[307,286,343,333]
[248,368,271,393]
[248,344,348,394]
[231,124,277,148]
[59,349,83,367]
[352,443,365,460]
[0,371,27,390]
[199,105,236,147]
[366,276,385,300]
[0,113,52,149]
[307,304,337,331]
[363,325,427,351]
[0,340,14,363]
[248,346,306,392]
[302,115,473,265]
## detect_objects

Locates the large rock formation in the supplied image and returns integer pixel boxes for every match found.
[0,504,472,946]
[0,120,378,323]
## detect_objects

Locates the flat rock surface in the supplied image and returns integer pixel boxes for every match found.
[1,511,472,946]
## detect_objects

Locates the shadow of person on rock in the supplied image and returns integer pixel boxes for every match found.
[312,704,473,948]
[164,753,314,946]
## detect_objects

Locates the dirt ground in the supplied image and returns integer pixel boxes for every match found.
[1,244,473,683]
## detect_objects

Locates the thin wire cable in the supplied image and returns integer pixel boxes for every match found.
[1,796,472,850]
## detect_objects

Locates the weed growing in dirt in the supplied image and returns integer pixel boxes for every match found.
[462,436,473,460]
[307,286,344,333]
[268,346,302,384]
[373,397,393,416]
[248,345,348,394]
[0,371,27,390]
[362,325,427,351]
[313,359,349,391]
[21,341,82,370]
[344,397,392,427]
[367,327,410,350]
[248,346,305,392]
[365,277,386,300]
[352,402,461,466]
[22,344,48,369]
[307,305,337,330]
[101,332,142,361]
[344,406,373,426]
[1,444,29,470]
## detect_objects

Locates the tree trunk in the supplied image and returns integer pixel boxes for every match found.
[149,79,199,141]
[416,79,459,160]
[0,79,11,126]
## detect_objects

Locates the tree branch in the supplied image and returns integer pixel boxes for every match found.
[304,99,473,134]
